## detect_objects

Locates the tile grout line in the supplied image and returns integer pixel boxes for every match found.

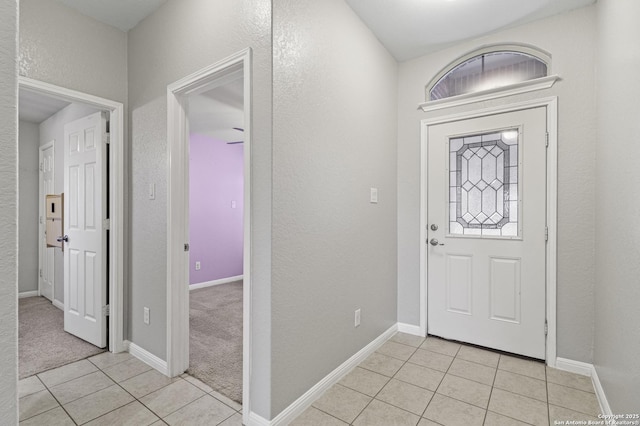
[349,343,416,425]
[420,336,461,424]
[480,353,500,425]
[29,375,80,425]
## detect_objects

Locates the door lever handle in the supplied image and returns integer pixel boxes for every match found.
[56,235,69,243]
[429,238,444,246]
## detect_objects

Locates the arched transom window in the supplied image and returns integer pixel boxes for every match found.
[427,45,552,102]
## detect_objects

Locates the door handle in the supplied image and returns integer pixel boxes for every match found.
[429,238,444,246]
[56,235,69,243]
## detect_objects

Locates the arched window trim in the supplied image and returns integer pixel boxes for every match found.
[420,43,559,112]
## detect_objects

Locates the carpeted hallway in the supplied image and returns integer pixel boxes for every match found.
[187,280,243,404]
[19,296,105,379]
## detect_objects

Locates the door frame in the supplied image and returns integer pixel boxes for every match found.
[38,140,55,302]
[166,48,252,421]
[419,97,558,366]
[19,76,126,353]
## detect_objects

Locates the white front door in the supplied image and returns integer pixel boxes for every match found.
[39,142,55,302]
[426,107,547,359]
[63,112,108,348]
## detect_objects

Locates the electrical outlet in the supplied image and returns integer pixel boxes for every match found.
[355,308,361,327]
[144,307,150,325]
[195,261,201,270]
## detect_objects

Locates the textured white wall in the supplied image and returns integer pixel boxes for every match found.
[19,0,128,104]
[594,0,640,412]
[127,0,273,417]
[18,120,40,294]
[272,0,398,416]
[397,6,598,362]
[0,0,19,422]
[38,103,101,304]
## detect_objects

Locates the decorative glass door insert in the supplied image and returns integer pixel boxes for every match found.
[449,129,520,238]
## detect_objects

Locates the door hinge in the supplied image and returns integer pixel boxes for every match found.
[545,132,549,148]
[39,216,43,225]
[39,162,43,171]
[103,219,111,230]
[102,305,110,317]
[545,226,549,242]
[39,268,43,278]
[105,133,110,145]
[544,320,548,336]
[184,243,190,252]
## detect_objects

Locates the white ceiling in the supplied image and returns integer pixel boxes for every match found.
[53,0,596,59]
[54,0,168,32]
[19,89,71,123]
[345,0,596,61]
[188,78,244,144]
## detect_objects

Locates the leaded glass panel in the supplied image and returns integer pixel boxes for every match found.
[449,129,519,237]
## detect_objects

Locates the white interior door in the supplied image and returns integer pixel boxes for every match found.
[63,112,107,348]
[39,142,55,302]
[427,107,547,359]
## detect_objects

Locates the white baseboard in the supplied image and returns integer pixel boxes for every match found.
[126,340,170,376]
[190,275,243,291]
[397,322,423,336]
[555,357,592,377]
[53,299,64,310]
[590,366,612,416]
[267,324,398,426]
[19,291,39,299]
[246,412,270,426]
[555,357,612,415]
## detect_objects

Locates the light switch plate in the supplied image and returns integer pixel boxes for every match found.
[370,188,378,203]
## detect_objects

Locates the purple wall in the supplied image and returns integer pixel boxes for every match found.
[189,133,244,284]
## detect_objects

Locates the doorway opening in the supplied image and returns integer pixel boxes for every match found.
[17,77,126,379]
[166,49,252,421]
[419,98,558,365]
[186,74,244,402]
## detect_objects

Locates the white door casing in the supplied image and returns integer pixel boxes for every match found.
[426,107,547,359]
[63,111,107,348]
[39,141,55,302]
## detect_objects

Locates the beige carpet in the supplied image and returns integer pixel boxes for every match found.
[19,296,105,379]
[187,281,243,403]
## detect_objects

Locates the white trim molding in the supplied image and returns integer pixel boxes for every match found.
[267,325,398,426]
[53,299,64,310]
[555,358,612,416]
[419,75,559,113]
[166,48,253,423]
[18,291,39,299]
[397,323,423,336]
[190,275,244,291]
[125,340,170,376]
[18,76,126,354]
[420,97,558,364]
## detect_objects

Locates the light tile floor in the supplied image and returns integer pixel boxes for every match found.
[18,352,242,425]
[291,333,602,426]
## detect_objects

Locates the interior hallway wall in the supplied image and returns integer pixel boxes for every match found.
[0,0,19,422]
[189,133,244,285]
[19,0,129,332]
[18,120,40,295]
[397,5,597,363]
[127,0,272,417]
[272,0,398,416]
[38,103,101,304]
[594,0,640,412]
